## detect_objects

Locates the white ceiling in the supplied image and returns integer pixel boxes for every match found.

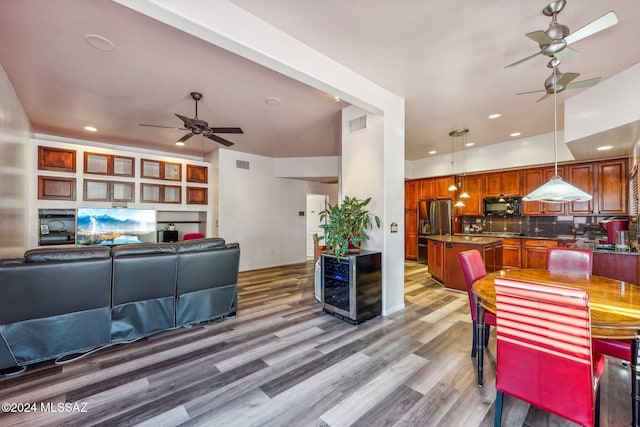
[1,0,639,161]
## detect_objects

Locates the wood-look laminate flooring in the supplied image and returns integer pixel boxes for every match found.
[0,261,631,426]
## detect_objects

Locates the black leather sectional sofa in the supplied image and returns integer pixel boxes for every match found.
[0,238,240,372]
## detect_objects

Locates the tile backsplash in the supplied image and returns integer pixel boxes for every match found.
[460,215,617,241]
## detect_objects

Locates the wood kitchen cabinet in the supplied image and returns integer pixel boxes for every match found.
[567,163,594,215]
[427,239,444,282]
[502,238,522,269]
[438,238,503,291]
[521,239,558,269]
[434,176,455,199]
[484,170,521,197]
[457,175,483,216]
[596,159,628,215]
[522,166,566,215]
[419,179,434,200]
[483,241,504,273]
[405,180,418,210]
[405,180,419,260]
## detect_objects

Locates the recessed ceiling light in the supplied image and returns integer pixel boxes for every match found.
[334,96,341,102]
[597,145,613,151]
[510,132,522,137]
[428,150,437,155]
[84,126,97,132]
[83,34,114,51]
[175,141,185,146]
[264,97,281,106]
[465,142,475,147]
[488,113,501,119]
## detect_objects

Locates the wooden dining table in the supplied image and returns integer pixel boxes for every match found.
[472,269,640,427]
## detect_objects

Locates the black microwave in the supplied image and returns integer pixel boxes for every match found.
[483,197,521,216]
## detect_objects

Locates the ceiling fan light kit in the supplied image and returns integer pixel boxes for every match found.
[139,92,243,147]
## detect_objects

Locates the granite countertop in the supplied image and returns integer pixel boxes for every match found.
[455,233,640,256]
[457,233,573,241]
[426,235,503,244]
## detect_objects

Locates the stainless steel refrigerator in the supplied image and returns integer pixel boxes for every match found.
[417,199,452,264]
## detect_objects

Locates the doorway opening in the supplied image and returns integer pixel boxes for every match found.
[306,194,329,259]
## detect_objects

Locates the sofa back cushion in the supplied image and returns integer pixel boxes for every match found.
[25,246,112,263]
[175,238,226,253]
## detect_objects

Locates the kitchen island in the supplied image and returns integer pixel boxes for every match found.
[426,235,503,291]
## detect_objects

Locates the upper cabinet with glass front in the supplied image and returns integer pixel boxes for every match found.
[141,159,182,181]
[84,152,134,177]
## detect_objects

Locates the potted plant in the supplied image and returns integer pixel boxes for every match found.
[318,196,381,258]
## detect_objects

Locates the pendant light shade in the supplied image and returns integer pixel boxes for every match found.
[524,68,593,203]
[522,175,592,203]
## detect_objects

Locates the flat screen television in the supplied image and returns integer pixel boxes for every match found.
[76,208,157,246]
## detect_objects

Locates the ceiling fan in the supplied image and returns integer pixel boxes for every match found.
[516,66,601,102]
[505,0,618,68]
[139,92,243,147]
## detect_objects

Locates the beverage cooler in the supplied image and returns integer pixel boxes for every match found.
[321,251,382,324]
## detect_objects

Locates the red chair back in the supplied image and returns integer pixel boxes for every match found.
[545,247,593,275]
[458,250,487,322]
[494,277,604,427]
[183,233,204,241]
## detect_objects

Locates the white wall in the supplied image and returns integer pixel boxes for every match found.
[408,131,575,179]
[0,65,32,257]
[565,62,640,143]
[273,156,339,180]
[341,105,406,316]
[218,148,338,271]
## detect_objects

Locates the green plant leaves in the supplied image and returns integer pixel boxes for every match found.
[318,196,381,258]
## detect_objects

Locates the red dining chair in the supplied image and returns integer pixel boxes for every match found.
[493,277,605,427]
[183,232,204,241]
[458,250,496,358]
[546,247,631,362]
[546,246,593,274]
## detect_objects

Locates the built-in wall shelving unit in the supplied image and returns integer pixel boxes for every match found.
[33,142,212,247]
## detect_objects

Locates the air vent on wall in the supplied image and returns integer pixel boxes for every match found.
[236,160,250,170]
[349,115,367,133]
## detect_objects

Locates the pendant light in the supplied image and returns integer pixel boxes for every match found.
[447,131,458,192]
[523,67,592,203]
[459,130,470,199]
[449,128,470,205]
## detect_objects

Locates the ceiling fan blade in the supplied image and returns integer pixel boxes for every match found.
[536,93,550,103]
[205,132,235,147]
[177,133,194,143]
[557,72,580,86]
[175,113,197,127]
[516,88,546,96]
[139,123,187,130]
[564,11,618,45]
[566,77,601,90]
[210,127,244,134]
[553,46,577,63]
[526,30,553,45]
[505,51,542,68]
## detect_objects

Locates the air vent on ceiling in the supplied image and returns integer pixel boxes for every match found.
[348,115,367,133]
[236,160,250,170]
